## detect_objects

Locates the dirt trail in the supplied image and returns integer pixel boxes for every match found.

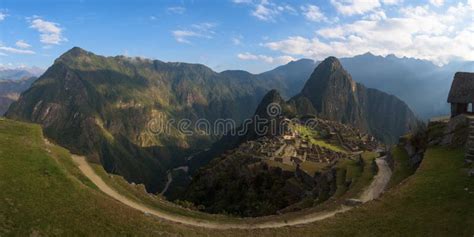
[71,154,391,229]
[359,157,392,202]
[160,166,189,195]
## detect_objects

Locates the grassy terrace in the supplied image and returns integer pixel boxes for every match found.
[292,124,346,153]
[387,145,416,189]
[264,160,296,172]
[1,118,472,236]
[265,147,474,237]
[334,152,378,197]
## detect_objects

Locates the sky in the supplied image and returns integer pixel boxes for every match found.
[0,0,473,73]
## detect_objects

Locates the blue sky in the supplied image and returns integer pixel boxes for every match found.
[1,0,473,73]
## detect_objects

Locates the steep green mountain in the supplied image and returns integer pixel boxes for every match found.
[291,57,420,143]
[183,89,381,217]
[0,77,37,115]
[190,57,420,175]
[4,47,311,193]
[183,58,420,214]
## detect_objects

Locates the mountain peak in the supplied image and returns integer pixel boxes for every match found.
[361,52,375,57]
[319,56,342,71]
[263,89,282,101]
[254,89,285,118]
[61,47,89,58]
[56,47,94,64]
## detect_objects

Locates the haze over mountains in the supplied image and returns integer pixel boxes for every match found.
[0,67,43,115]
[0,66,44,81]
[0,77,36,115]
[244,54,473,120]
[3,50,470,121]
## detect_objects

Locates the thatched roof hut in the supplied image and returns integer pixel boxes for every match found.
[448,72,474,103]
[448,72,474,117]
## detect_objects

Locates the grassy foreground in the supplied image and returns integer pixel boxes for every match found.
[0,119,217,236]
[267,147,474,236]
[0,118,472,236]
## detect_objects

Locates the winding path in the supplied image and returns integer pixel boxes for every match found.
[359,157,392,202]
[71,154,391,229]
[160,166,189,195]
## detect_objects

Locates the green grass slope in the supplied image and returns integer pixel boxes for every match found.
[387,145,416,189]
[1,118,472,236]
[0,119,217,236]
[259,147,473,237]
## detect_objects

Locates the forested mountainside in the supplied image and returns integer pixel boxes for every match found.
[4,47,313,192]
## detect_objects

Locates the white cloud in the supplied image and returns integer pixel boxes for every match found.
[364,9,387,20]
[252,1,278,21]
[236,0,296,22]
[232,0,253,3]
[29,17,66,45]
[330,0,381,15]
[381,0,402,5]
[15,40,31,49]
[232,35,243,45]
[172,30,200,44]
[191,22,216,32]
[237,52,259,60]
[0,46,35,55]
[429,0,444,7]
[237,52,295,64]
[264,2,474,65]
[167,6,186,14]
[301,4,326,22]
[0,12,7,21]
[172,22,216,44]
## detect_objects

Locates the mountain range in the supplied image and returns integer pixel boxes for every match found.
[0,77,37,115]
[4,47,315,192]
[2,47,426,193]
[185,58,419,199]
[0,66,44,81]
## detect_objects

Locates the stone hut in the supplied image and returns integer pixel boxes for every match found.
[448,72,474,117]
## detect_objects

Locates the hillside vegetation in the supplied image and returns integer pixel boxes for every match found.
[0,118,472,236]
[0,119,215,236]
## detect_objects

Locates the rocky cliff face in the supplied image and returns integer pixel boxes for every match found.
[291,57,420,143]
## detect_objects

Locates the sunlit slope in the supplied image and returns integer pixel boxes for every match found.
[0,119,210,236]
[271,147,474,236]
[0,118,472,236]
